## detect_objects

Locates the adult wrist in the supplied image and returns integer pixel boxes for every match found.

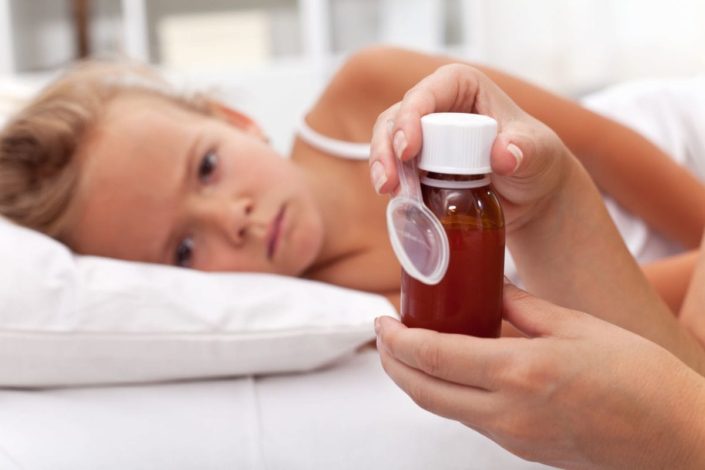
[506,152,598,259]
[677,376,705,468]
[504,151,642,311]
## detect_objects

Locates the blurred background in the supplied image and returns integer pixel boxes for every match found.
[2,0,705,150]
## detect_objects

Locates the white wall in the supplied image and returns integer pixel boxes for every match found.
[10,0,73,72]
[470,0,705,93]
[4,0,705,91]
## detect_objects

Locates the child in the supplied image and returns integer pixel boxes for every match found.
[1,46,703,313]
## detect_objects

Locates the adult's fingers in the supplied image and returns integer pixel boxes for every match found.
[376,315,521,391]
[372,63,552,197]
[490,118,573,213]
[502,283,585,338]
[390,64,521,162]
[369,103,401,194]
[377,332,496,427]
[369,64,492,196]
[390,64,482,163]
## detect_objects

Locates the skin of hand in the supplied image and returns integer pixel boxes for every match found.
[375,283,705,470]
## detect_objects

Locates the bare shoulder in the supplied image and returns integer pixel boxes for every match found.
[305,46,449,142]
[320,46,432,103]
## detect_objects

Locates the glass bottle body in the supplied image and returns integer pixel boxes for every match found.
[400,173,505,337]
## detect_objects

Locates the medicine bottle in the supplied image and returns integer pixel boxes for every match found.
[400,113,505,338]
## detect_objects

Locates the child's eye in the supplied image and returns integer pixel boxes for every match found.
[198,151,218,182]
[175,237,194,268]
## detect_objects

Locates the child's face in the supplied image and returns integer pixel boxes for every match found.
[64,94,324,276]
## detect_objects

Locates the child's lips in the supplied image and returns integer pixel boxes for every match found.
[266,204,286,260]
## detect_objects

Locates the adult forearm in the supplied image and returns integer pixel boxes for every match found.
[679,233,705,347]
[508,158,705,372]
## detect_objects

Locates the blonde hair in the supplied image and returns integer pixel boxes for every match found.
[0,60,216,240]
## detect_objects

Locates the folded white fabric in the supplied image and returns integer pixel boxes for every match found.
[580,76,705,263]
[582,76,705,181]
[0,217,396,387]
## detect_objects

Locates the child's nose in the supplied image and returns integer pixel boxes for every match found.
[201,197,253,246]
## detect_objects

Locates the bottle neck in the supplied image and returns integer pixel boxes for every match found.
[421,172,490,189]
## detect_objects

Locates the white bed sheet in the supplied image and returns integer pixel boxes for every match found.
[0,349,552,470]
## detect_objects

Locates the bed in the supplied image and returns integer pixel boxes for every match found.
[0,349,554,470]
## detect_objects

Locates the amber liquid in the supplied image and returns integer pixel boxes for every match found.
[401,177,505,337]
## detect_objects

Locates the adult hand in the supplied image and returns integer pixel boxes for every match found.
[369,63,579,234]
[375,283,705,469]
[369,64,705,373]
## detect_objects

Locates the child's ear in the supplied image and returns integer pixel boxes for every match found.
[208,101,269,143]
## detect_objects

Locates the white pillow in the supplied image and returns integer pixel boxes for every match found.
[0,217,396,387]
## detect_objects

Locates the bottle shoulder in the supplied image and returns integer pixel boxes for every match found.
[422,183,504,229]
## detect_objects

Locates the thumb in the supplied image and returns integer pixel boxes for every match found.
[489,118,570,210]
[490,122,547,178]
[503,282,580,338]
[491,130,529,177]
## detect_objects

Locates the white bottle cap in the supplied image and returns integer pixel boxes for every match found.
[418,113,498,175]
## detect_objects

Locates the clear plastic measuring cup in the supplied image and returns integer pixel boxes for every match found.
[386,157,449,285]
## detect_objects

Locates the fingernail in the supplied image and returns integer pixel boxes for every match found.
[374,317,381,335]
[386,119,395,137]
[507,143,523,173]
[393,130,407,160]
[371,160,388,194]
